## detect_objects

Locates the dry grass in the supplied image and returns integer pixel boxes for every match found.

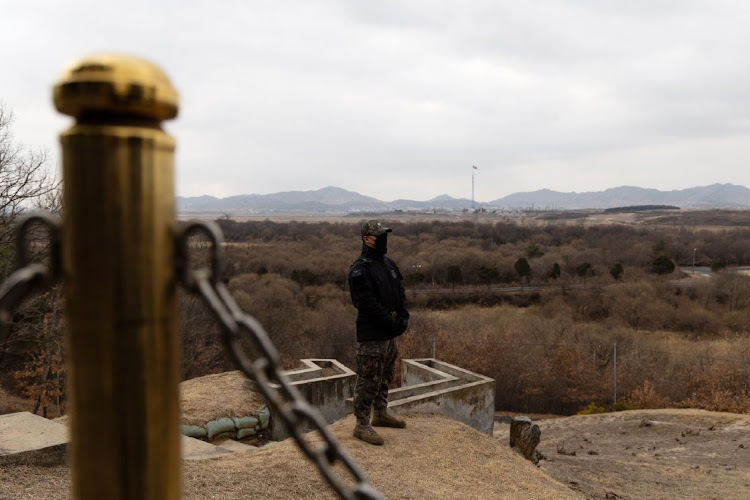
[183,414,582,500]
[180,371,266,426]
[0,414,582,499]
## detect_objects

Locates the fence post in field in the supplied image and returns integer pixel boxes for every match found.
[54,54,180,499]
[613,342,617,405]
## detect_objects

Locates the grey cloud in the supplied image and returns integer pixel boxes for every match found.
[4,1,750,200]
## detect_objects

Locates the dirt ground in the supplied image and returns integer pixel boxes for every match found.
[0,413,580,499]
[5,409,750,498]
[495,409,750,500]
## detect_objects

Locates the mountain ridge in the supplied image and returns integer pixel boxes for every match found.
[177,183,750,213]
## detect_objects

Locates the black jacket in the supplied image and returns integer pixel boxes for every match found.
[348,245,409,342]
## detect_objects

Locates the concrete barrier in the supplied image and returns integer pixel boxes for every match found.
[345,359,495,435]
[269,359,356,441]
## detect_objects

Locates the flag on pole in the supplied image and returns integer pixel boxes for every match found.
[472,165,478,170]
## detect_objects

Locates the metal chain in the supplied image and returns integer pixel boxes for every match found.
[175,221,382,500]
[0,213,62,324]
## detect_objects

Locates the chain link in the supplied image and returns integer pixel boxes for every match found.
[175,221,382,500]
[0,213,61,323]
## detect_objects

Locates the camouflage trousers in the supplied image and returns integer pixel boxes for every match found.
[353,338,399,422]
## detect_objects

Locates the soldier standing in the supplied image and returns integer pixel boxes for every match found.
[348,220,410,445]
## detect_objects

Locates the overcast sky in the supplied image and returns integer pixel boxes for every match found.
[3,1,750,202]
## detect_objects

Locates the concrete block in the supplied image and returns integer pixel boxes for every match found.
[346,359,495,435]
[0,412,69,465]
[389,359,495,435]
[270,359,356,441]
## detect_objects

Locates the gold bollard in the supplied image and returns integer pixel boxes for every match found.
[54,54,180,499]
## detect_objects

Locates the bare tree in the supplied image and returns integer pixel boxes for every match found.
[0,104,62,413]
[713,271,750,312]
[0,104,59,275]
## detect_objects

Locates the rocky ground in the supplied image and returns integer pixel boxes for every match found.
[496,409,750,500]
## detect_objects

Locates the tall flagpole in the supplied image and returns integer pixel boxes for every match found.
[471,165,478,210]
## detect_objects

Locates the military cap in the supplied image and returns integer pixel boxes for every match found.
[360,220,392,237]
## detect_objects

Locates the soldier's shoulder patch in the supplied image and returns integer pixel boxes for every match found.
[350,267,363,278]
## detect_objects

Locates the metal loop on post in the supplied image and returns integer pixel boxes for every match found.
[175,220,383,500]
[0,213,62,323]
[15,213,63,281]
[175,220,225,293]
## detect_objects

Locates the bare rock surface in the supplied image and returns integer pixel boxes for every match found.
[495,409,750,499]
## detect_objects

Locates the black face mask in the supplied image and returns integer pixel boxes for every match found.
[374,234,388,254]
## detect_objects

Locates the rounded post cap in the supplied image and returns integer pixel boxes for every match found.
[54,53,178,120]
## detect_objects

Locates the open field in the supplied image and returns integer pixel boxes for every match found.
[179,208,750,229]
[497,409,750,500]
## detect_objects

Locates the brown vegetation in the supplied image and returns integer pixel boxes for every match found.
[5,216,750,418]
[648,209,750,227]
[0,104,62,417]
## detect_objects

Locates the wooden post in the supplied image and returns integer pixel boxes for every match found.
[54,54,180,499]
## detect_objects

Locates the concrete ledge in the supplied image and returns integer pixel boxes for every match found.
[269,359,356,441]
[0,412,69,465]
[345,358,495,435]
[389,359,495,435]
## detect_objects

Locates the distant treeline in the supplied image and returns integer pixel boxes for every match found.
[214,217,750,286]
[603,205,680,213]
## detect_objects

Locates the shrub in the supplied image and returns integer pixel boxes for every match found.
[290,268,319,288]
[711,258,728,272]
[514,257,531,283]
[612,401,637,412]
[651,256,675,275]
[609,263,624,280]
[525,243,544,258]
[577,402,606,415]
[549,262,561,280]
[629,380,666,409]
